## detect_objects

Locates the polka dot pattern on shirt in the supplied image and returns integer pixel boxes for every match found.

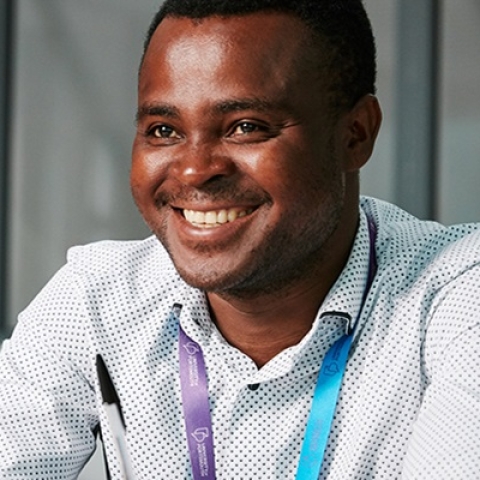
[0,196,479,479]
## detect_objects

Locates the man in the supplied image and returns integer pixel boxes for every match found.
[1,0,479,479]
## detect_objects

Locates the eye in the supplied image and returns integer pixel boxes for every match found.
[149,124,182,139]
[231,122,261,136]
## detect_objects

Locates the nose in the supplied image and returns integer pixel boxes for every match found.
[169,142,237,187]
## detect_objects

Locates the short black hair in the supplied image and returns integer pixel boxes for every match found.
[142,0,376,111]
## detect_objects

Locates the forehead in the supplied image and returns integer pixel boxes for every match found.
[140,12,321,92]
[145,11,312,57]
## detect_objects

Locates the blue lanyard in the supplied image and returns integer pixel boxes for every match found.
[177,218,377,480]
[295,329,354,479]
[296,217,377,480]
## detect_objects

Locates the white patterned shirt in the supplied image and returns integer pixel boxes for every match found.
[1,197,480,479]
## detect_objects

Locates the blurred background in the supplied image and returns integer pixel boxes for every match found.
[0,0,479,478]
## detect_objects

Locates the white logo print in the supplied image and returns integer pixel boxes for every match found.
[184,342,200,355]
[192,427,210,443]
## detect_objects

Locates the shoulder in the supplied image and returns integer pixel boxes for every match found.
[361,196,480,285]
[65,235,179,284]
[361,196,480,359]
[16,236,187,371]
[22,235,185,335]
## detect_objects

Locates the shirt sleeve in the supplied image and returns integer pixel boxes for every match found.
[0,262,99,479]
[402,266,480,479]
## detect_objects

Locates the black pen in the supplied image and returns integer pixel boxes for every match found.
[96,354,137,480]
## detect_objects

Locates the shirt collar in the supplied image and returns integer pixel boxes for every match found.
[314,208,372,333]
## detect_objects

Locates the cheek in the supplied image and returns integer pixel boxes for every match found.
[246,141,333,205]
[130,144,168,202]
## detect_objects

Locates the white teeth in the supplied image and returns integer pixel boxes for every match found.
[227,209,237,222]
[217,210,228,224]
[194,211,205,223]
[183,208,253,227]
[204,211,217,224]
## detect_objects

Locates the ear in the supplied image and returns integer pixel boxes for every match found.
[341,94,382,172]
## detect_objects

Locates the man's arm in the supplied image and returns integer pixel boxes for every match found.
[403,266,480,479]
[0,264,99,479]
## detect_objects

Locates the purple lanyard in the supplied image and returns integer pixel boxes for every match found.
[177,218,377,480]
[178,312,216,479]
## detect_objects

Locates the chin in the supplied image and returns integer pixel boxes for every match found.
[170,252,259,296]
[172,257,296,300]
[174,264,237,293]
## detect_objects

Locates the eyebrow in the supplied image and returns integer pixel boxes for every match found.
[135,97,286,124]
[135,103,180,124]
[213,97,279,114]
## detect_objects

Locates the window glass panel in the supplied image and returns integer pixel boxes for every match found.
[437,0,480,223]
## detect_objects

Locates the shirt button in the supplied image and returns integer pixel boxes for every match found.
[248,383,260,391]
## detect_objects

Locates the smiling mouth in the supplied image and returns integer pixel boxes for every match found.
[183,207,254,228]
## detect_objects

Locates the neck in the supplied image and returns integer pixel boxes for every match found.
[207,284,329,368]
[207,198,360,368]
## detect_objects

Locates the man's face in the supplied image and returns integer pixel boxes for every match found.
[131,12,353,297]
